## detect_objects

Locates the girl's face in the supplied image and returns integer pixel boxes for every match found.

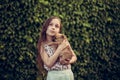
[46,19,61,36]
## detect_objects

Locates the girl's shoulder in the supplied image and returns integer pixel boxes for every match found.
[41,42,54,52]
[41,42,50,49]
[41,42,47,47]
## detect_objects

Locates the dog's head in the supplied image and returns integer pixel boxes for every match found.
[54,34,66,42]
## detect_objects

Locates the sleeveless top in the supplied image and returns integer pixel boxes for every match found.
[43,44,71,71]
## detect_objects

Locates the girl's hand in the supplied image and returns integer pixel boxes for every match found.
[57,40,69,51]
[60,59,70,65]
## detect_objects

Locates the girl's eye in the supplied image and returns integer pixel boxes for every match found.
[55,25,60,28]
[49,23,53,26]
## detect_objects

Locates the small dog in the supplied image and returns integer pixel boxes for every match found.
[47,33,73,65]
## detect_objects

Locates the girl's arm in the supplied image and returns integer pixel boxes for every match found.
[69,44,77,64]
[61,41,77,65]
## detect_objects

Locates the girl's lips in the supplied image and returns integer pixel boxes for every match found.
[50,30,56,33]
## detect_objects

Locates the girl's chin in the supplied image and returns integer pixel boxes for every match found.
[47,33,55,36]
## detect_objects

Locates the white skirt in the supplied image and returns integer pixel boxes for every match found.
[46,69,74,80]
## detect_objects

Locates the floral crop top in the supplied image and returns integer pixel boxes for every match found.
[43,44,71,71]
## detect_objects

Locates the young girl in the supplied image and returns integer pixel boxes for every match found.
[37,16,77,80]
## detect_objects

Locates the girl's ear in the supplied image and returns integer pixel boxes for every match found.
[58,30,60,33]
[59,27,62,33]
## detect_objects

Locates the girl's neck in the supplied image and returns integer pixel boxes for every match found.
[46,35,53,43]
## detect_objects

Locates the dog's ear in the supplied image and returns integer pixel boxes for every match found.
[55,33,60,38]
[55,33,62,39]
[61,34,67,39]
[61,35,65,39]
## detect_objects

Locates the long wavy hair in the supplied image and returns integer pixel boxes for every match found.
[36,16,62,76]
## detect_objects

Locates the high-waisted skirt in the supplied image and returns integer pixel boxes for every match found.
[46,69,74,80]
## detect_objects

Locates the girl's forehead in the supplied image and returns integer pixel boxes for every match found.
[50,19,60,23]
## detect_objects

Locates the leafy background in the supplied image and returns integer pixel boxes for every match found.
[0,0,120,80]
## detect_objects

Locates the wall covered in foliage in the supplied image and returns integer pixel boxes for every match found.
[0,0,119,80]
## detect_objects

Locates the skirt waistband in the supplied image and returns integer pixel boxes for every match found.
[48,68,71,72]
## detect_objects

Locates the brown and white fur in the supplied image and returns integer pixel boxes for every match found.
[47,33,72,64]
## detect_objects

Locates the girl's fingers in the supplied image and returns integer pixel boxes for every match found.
[60,59,70,65]
[61,40,69,49]
[57,40,69,52]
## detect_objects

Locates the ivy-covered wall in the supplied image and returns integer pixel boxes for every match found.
[0,0,119,80]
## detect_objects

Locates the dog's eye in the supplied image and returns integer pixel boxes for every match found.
[55,37,58,39]
[61,36,64,38]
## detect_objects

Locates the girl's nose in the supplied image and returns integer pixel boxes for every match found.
[52,26,55,30]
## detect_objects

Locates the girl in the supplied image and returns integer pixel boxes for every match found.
[37,16,77,80]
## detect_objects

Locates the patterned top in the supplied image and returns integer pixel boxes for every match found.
[44,44,71,71]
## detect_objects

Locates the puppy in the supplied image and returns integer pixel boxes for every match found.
[47,33,73,65]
